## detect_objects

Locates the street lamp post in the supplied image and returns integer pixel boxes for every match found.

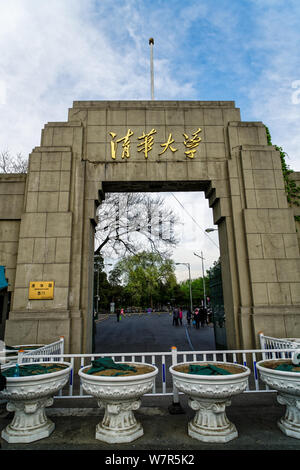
[96,263,112,314]
[176,262,193,312]
[193,251,206,309]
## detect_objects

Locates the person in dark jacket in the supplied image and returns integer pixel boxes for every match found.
[194,308,200,329]
[172,306,179,326]
[199,306,207,327]
[186,309,192,326]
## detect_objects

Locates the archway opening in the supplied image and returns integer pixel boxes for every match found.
[92,185,225,354]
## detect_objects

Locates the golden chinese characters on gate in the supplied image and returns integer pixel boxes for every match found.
[108,127,202,160]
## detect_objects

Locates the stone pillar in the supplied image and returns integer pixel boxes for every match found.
[219,122,300,348]
[4,120,87,353]
[241,145,300,343]
[4,146,73,350]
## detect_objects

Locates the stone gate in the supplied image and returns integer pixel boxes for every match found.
[1,100,300,353]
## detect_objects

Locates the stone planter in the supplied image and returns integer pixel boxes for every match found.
[0,361,72,443]
[169,361,251,443]
[79,362,158,443]
[257,356,300,439]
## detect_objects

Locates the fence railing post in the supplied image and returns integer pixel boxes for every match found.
[0,341,5,365]
[171,346,179,403]
[17,350,24,364]
[258,331,265,350]
[59,337,65,359]
[168,346,184,415]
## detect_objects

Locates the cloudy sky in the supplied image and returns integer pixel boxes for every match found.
[1,0,300,281]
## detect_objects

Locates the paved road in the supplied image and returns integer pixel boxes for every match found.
[94,312,216,354]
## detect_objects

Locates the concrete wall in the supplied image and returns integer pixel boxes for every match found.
[3,101,300,352]
[290,172,300,253]
[0,174,25,294]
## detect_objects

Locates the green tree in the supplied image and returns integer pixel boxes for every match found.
[178,277,210,308]
[109,251,177,308]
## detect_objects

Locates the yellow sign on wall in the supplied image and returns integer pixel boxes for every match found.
[29,281,54,300]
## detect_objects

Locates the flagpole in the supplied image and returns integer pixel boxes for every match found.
[149,38,154,100]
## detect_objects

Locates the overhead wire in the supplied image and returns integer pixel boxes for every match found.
[170,193,219,249]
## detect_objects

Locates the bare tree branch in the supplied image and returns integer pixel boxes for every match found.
[95,192,179,259]
[0,150,28,173]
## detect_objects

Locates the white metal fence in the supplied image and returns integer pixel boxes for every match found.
[18,337,65,363]
[258,332,300,350]
[0,337,65,366]
[16,346,299,401]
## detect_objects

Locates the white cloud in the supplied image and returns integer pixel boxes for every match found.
[244,2,300,170]
[0,0,199,157]
[0,80,6,105]
[0,0,299,283]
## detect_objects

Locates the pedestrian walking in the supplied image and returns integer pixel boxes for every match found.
[172,306,179,326]
[179,308,183,326]
[120,308,125,321]
[207,308,212,324]
[116,309,121,322]
[199,306,207,328]
[186,309,192,326]
[194,308,200,329]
